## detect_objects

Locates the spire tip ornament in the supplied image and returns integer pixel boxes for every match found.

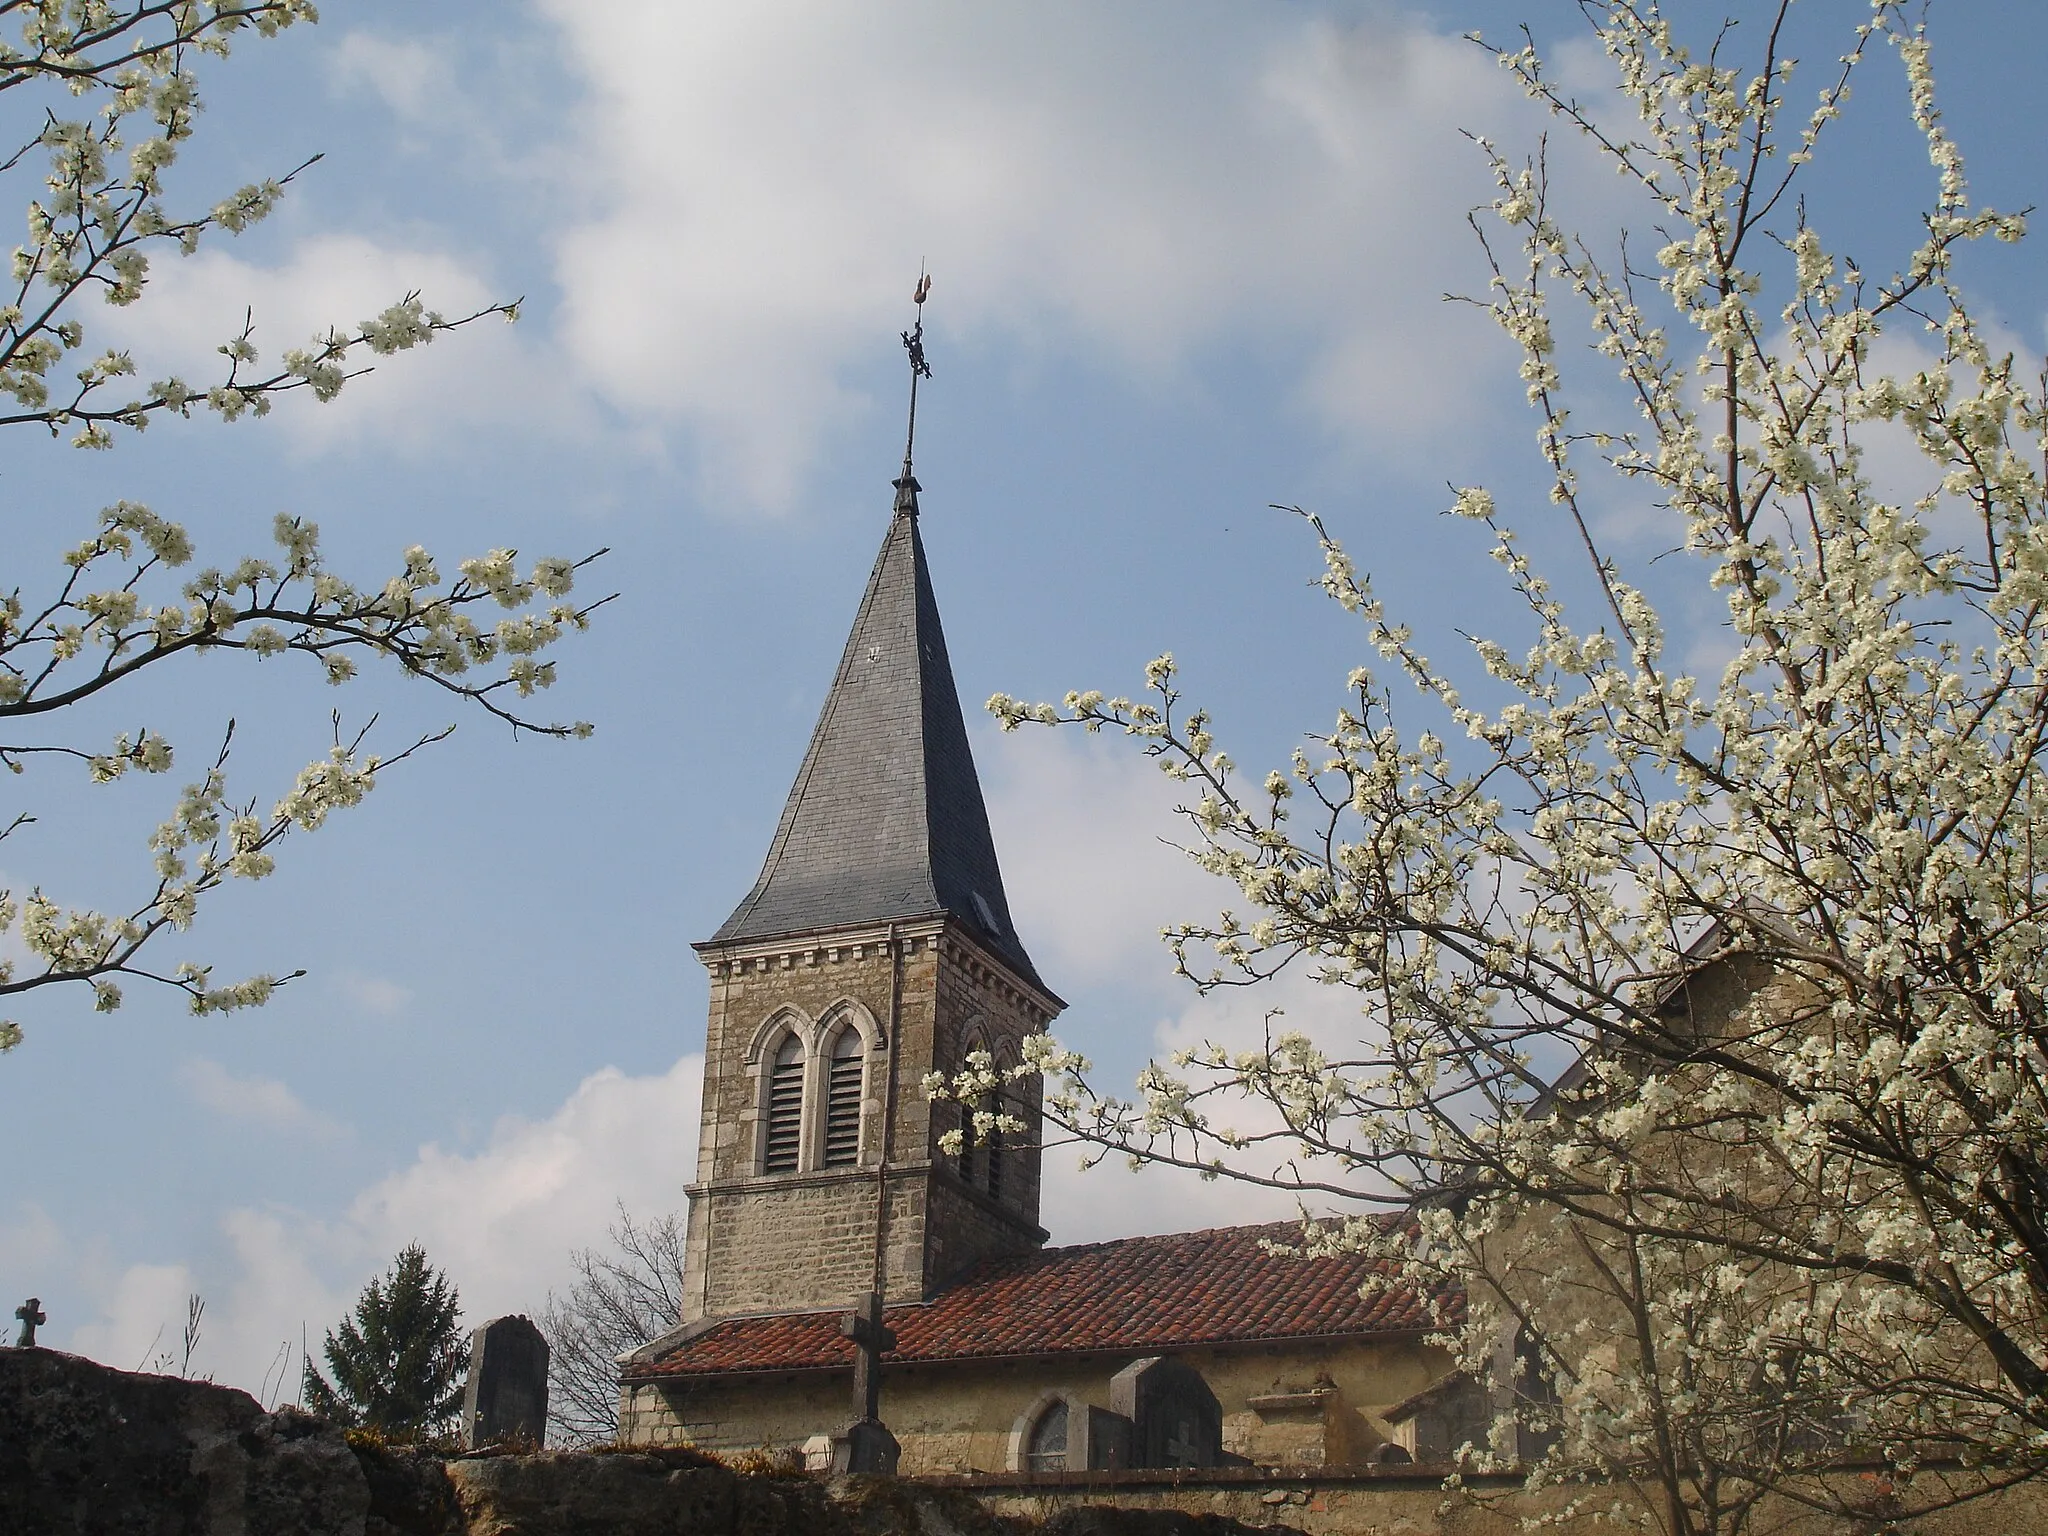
[894,271,932,519]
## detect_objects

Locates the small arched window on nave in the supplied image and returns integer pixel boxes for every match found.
[1024,1397,1068,1473]
[823,1027,865,1167]
[763,1034,804,1173]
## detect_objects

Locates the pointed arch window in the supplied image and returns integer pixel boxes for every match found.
[956,1036,989,1187]
[984,1086,1007,1202]
[823,1027,866,1167]
[763,1034,805,1173]
[955,1097,979,1179]
[1024,1398,1068,1472]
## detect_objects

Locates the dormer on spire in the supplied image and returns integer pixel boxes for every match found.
[893,467,921,520]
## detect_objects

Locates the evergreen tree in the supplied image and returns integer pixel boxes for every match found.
[302,1244,469,1440]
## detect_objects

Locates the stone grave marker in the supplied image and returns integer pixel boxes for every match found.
[461,1315,549,1449]
[831,1291,900,1474]
[1110,1355,1223,1469]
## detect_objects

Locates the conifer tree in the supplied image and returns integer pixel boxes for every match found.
[302,1244,469,1440]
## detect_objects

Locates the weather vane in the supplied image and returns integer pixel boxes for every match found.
[894,270,932,518]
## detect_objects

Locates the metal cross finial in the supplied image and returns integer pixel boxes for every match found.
[14,1296,45,1347]
[839,1289,897,1424]
[894,271,932,519]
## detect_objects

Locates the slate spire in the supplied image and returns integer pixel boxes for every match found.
[708,289,1044,989]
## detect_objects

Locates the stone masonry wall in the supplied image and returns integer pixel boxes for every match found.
[685,918,1057,1320]
[700,1173,927,1316]
[921,1175,1041,1294]
[621,1336,1453,1474]
[930,935,1049,1236]
[695,933,920,1188]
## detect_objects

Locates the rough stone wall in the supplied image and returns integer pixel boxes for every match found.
[694,930,919,1190]
[963,1471,2048,1536]
[21,1346,2048,1536]
[1197,1340,1444,1469]
[931,938,1049,1156]
[1,1345,370,1535]
[684,918,1057,1321]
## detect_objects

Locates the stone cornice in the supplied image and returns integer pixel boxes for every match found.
[695,916,1064,1024]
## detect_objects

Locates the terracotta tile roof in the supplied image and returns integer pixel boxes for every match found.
[625,1221,1458,1381]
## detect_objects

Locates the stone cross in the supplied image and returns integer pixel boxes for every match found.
[14,1297,45,1347]
[839,1290,896,1424]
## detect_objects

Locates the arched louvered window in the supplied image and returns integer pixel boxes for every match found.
[823,1028,865,1167]
[957,1038,986,1181]
[955,1099,978,1176]
[763,1034,804,1173]
[984,1090,1006,1202]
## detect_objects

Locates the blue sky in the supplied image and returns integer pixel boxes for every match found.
[2,0,2043,1398]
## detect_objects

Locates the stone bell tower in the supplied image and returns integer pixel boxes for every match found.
[676,351,1062,1323]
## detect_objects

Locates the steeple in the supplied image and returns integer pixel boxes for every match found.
[706,283,1044,991]
[677,290,1060,1325]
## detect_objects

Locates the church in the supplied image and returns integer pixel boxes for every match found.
[614,344,1472,1474]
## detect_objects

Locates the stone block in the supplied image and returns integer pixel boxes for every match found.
[461,1314,549,1450]
[831,1415,902,1475]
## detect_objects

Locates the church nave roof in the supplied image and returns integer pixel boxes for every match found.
[624,1220,1455,1381]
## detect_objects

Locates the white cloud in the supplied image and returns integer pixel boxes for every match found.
[333,969,413,1018]
[981,725,1229,990]
[0,1201,64,1279]
[97,233,577,454]
[983,726,1387,1237]
[533,1,1545,510]
[179,1058,348,1140]
[59,1051,705,1397]
[341,1054,703,1329]
[1041,1146,1305,1247]
[328,32,451,123]
[66,1261,197,1375]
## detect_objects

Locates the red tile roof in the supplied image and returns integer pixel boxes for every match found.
[625,1221,1458,1381]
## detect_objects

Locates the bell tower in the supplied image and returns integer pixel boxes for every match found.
[677,295,1062,1322]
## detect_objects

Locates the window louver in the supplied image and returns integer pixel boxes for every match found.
[764,1036,804,1173]
[985,1099,1005,1201]
[823,1031,864,1167]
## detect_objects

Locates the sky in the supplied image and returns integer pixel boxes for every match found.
[1,0,2044,1404]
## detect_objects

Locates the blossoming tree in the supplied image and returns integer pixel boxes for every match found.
[0,3,602,1046]
[955,2,2048,1527]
